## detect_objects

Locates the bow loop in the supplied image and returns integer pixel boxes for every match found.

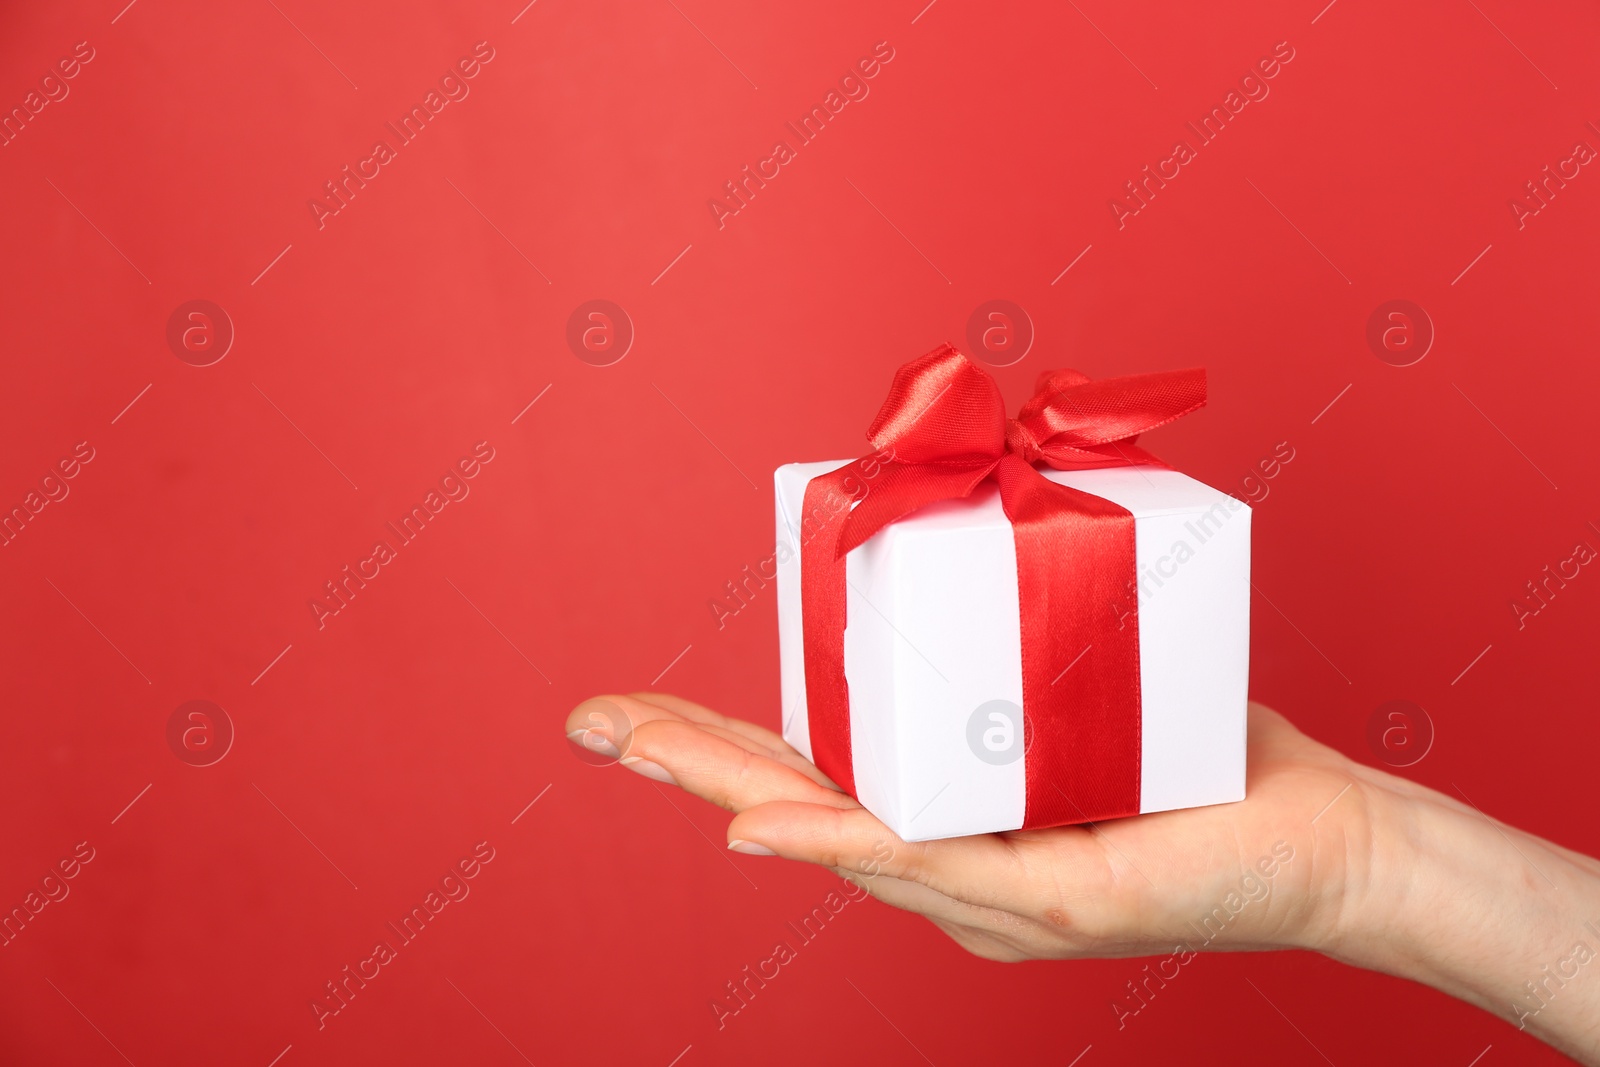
[1012,366,1208,465]
[865,344,1007,465]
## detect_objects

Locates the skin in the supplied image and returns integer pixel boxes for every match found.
[567,693,1600,1063]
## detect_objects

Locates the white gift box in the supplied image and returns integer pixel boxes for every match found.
[775,461,1250,842]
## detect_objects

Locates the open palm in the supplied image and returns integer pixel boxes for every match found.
[566,692,1389,963]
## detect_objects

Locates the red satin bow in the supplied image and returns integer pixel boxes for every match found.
[800,343,1206,827]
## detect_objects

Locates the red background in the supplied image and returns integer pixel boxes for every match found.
[2,0,1596,1063]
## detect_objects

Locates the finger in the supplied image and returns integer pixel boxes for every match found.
[570,694,839,792]
[565,694,667,753]
[925,916,1034,962]
[828,867,1031,947]
[566,693,756,758]
[729,801,1057,943]
[727,800,1038,915]
[627,691,804,759]
[689,722,842,793]
[626,691,843,792]
[625,718,855,814]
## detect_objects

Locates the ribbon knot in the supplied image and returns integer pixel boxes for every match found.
[835,344,1207,558]
[1005,418,1043,464]
[800,343,1207,829]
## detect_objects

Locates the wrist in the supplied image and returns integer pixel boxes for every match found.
[1318,772,1600,1051]
[1302,767,1432,962]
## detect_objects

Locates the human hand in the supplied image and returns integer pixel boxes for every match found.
[564,693,1379,963]
[567,692,1600,1061]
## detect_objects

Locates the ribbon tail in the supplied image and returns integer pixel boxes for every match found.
[837,460,997,557]
[995,454,1143,826]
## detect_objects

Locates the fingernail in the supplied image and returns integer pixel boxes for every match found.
[619,756,676,785]
[567,728,619,759]
[727,839,777,856]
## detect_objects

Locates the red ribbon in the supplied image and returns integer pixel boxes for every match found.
[800,344,1206,827]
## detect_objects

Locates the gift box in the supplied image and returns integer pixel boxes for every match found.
[774,346,1249,842]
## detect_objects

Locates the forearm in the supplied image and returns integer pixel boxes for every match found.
[1325,781,1600,1063]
